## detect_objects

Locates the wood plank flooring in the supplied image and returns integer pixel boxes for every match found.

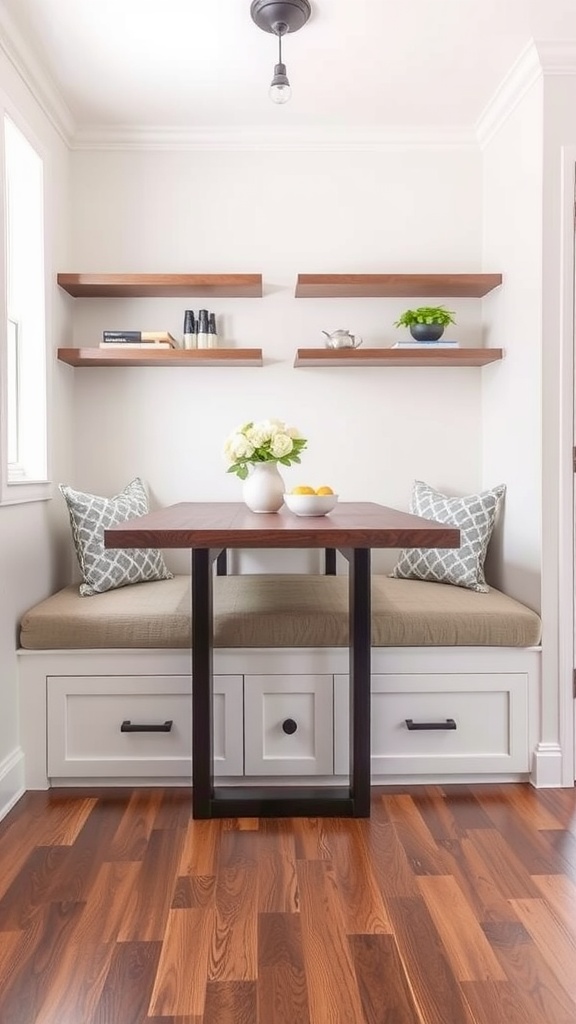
[1,784,576,1023]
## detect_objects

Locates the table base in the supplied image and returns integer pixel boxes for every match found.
[192,546,372,819]
[196,785,362,818]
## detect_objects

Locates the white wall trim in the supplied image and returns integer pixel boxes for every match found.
[0,746,25,822]
[0,3,74,144]
[558,146,576,785]
[476,39,576,150]
[70,123,478,153]
[532,742,565,787]
[476,40,543,149]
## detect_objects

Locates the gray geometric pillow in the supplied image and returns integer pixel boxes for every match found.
[59,477,173,597]
[391,480,506,592]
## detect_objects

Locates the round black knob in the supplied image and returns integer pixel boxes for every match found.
[282,718,298,735]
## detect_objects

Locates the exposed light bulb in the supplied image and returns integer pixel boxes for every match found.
[269,83,292,103]
[251,3,310,107]
[269,62,292,104]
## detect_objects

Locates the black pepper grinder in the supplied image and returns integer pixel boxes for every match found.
[197,309,210,349]
[183,309,196,350]
[208,312,218,348]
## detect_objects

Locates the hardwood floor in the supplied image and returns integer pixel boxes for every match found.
[1,783,576,1023]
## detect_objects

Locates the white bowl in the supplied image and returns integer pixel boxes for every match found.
[283,492,339,516]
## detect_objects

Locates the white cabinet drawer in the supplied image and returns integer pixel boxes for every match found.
[334,673,529,775]
[47,674,243,778]
[244,674,333,775]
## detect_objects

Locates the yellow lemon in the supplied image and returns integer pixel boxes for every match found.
[316,486,334,495]
[292,485,316,495]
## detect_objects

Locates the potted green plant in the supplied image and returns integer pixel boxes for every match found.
[394,304,456,342]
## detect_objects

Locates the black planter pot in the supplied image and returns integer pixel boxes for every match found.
[409,323,445,342]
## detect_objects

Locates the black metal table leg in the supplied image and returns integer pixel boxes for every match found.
[192,548,214,818]
[348,548,371,816]
[324,547,337,575]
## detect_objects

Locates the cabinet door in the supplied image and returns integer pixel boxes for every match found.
[244,674,333,775]
[47,674,243,778]
[334,673,529,776]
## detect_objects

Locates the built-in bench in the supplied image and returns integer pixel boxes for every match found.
[18,574,542,789]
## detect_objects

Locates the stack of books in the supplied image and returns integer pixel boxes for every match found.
[391,340,460,349]
[99,331,179,349]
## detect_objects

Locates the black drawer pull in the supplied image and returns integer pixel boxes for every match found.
[121,720,173,733]
[282,718,298,735]
[405,718,457,731]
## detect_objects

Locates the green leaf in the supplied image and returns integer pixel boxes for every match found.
[394,304,456,328]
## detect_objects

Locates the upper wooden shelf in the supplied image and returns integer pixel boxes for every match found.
[58,348,263,367]
[57,273,263,298]
[294,348,503,368]
[295,274,502,298]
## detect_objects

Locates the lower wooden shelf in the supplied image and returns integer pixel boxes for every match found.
[58,347,264,367]
[57,346,500,369]
[294,348,503,367]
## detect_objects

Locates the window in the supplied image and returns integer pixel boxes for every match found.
[1,111,49,503]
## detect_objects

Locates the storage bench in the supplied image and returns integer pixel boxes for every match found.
[18,574,542,788]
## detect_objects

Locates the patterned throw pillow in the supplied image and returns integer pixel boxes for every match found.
[391,479,506,593]
[59,477,173,597]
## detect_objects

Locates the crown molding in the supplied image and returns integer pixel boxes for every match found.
[475,40,543,149]
[71,123,477,152]
[475,38,576,149]
[0,3,75,143]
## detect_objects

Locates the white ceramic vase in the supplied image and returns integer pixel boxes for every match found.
[242,462,285,513]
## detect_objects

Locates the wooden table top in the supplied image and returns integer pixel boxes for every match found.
[105,501,460,551]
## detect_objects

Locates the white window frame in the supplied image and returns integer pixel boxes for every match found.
[0,99,51,504]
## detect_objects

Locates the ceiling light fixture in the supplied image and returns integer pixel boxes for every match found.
[250,0,311,105]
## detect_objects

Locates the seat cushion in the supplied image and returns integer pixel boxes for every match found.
[19,574,542,651]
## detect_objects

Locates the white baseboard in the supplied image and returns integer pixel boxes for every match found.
[531,742,565,787]
[0,747,25,822]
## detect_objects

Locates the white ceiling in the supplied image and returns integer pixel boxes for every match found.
[1,0,576,135]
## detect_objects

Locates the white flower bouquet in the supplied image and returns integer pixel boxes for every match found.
[224,419,308,480]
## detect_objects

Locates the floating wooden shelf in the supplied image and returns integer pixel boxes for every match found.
[57,273,263,298]
[58,348,264,367]
[295,273,502,299]
[294,348,503,368]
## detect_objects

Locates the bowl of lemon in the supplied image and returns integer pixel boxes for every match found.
[284,485,338,516]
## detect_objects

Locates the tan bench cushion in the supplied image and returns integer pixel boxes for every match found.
[19,574,542,650]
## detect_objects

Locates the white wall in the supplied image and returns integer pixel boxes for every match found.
[68,146,486,575]
[481,80,543,613]
[0,51,73,814]
[483,65,576,786]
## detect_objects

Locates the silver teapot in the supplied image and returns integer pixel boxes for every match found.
[322,329,363,350]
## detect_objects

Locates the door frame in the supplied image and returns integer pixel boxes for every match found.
[558,146,576,782]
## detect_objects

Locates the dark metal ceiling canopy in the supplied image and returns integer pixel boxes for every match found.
[250,0,311,35]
